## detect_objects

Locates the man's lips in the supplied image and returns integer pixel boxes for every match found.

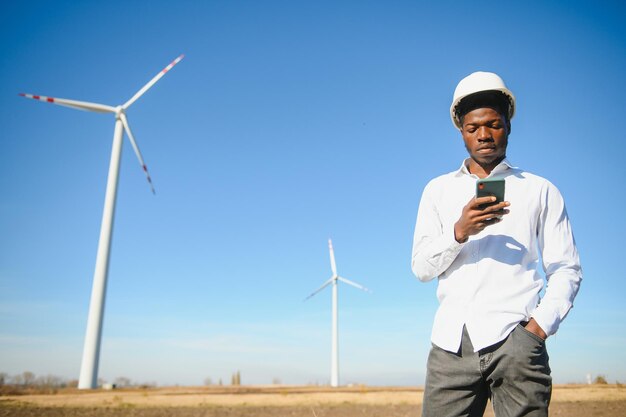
[477,146,496,153]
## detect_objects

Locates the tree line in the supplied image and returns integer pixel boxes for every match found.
[0,371,72,389]
[0,371,157,392]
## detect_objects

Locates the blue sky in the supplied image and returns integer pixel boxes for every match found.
[1,0,625,386]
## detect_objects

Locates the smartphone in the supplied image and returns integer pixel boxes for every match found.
[476,178,505,209]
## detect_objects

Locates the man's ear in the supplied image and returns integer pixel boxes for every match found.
[506,119,511,134]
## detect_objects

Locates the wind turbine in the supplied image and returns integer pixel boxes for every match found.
[19,55,184,389]
[305,239,371,387]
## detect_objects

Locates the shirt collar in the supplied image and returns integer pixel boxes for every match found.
[455,158,516,178]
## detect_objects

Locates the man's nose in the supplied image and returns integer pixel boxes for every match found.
[477,127,493,141]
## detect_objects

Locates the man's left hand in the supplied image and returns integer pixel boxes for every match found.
[524,318,547,340]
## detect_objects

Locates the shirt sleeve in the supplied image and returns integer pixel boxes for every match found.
[531,181,582,336]
[411,181,465,282]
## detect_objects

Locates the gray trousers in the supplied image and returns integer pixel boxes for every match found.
[422,324,552,417]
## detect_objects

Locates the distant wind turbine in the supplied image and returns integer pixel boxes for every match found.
[20,55,184,389]
[305,239,371,387]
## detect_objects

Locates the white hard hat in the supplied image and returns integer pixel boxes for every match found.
[450,71,515,130]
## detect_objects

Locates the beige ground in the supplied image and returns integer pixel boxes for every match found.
[1,385,625,416]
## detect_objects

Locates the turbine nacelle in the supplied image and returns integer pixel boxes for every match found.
[305,238,371,301]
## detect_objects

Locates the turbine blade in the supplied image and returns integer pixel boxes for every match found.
[123,54,184,109]
[337,276,371,293]
[19,93,115,113]
[304,278,334,301]
[329,239,338,277]
[119,113,155,194]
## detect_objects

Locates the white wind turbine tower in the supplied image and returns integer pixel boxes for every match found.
[20,55,184,389]
[305,239,371,387]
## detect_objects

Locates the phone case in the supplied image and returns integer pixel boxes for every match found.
[476,178,505,206]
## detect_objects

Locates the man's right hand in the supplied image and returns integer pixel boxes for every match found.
[454,196,510,243]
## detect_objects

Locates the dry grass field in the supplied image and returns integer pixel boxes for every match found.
[1,384,625,416]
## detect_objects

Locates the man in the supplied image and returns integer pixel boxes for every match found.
[411,72,582,417]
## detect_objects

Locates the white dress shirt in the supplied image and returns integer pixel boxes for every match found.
[412,158,582,352]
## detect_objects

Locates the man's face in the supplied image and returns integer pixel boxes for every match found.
[460,107,510,168]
